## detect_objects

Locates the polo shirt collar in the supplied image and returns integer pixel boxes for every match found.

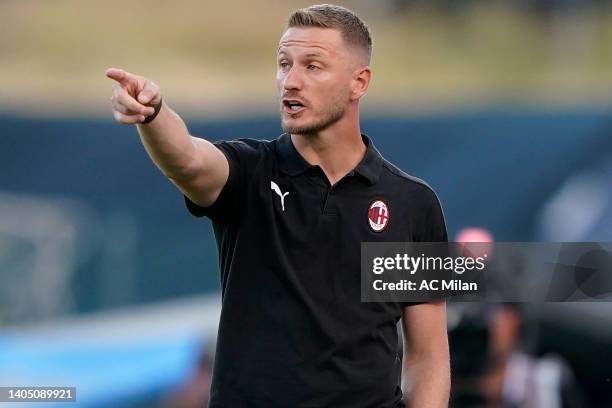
[276,132,383,185]
[353,134,384,185]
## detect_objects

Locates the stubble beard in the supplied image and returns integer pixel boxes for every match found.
[281,102,345,136]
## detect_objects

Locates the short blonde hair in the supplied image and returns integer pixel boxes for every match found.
[286,4,372,64]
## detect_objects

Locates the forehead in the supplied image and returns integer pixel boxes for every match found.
[277,27,344,57]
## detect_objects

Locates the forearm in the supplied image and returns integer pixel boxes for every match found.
[106,67,228,206]
[136,102,199,181]
[402,352,450,408]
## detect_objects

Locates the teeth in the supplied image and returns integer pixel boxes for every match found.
[290,105,300,110]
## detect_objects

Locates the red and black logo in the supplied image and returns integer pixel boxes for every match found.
[368,200,390,232]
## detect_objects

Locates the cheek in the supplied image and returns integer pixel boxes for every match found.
[323,83,351,107]
[316,74,347,95]
[329,74,352,98]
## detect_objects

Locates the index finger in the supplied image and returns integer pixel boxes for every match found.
[105,67,131,85]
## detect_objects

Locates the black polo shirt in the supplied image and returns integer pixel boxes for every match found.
[184,133,447,408]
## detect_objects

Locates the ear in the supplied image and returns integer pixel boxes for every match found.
[350,65,372,101]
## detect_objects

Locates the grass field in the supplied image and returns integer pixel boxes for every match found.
[1,0,611,117]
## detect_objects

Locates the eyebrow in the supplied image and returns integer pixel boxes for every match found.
[277,50,326,59]
[304,52,324,58]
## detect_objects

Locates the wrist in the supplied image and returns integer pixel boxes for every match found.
[142,97,163,124]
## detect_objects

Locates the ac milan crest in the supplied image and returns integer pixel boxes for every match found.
[368,200,390,232]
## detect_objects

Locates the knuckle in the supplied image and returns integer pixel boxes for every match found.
[114,90,125,102]
[113,103,125,114]
[116,91,130,105]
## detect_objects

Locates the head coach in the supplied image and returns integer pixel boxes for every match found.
[105,4,450,407]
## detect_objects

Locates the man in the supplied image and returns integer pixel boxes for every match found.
[106,4,449,407]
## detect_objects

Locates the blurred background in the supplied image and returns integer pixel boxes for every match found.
[1,0,611,407]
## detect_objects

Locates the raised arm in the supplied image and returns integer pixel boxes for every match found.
[105,67,228,208]
[401,301,450,407]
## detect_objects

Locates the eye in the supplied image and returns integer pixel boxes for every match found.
[278,62,290,69]
[307,64,320,71]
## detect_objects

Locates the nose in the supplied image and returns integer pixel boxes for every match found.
[281,65,303,91]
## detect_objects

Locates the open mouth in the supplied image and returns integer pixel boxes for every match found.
[282,100,307,114]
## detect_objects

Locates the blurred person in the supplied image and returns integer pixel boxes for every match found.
[450,228,584,408]
[455,227,493,250]
[487,304,584,408]
[449,304,585,408]
[105,4,449,407]
[456,227,494,260]
[454,226,527,302]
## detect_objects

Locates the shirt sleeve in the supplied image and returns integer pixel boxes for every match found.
[183,139,257,224]
[402,186,449,308]
[420,187,448,243]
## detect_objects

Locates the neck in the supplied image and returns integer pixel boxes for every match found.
[291,111,365,185]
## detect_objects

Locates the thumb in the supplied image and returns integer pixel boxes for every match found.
[137,92,152,104]
[137,81,161,105]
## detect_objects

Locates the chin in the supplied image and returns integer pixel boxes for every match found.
[281,117,313,134]
[280,106,344,135]
[282,124,314,135]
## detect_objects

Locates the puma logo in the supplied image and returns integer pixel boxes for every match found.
[271,181,289,211]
